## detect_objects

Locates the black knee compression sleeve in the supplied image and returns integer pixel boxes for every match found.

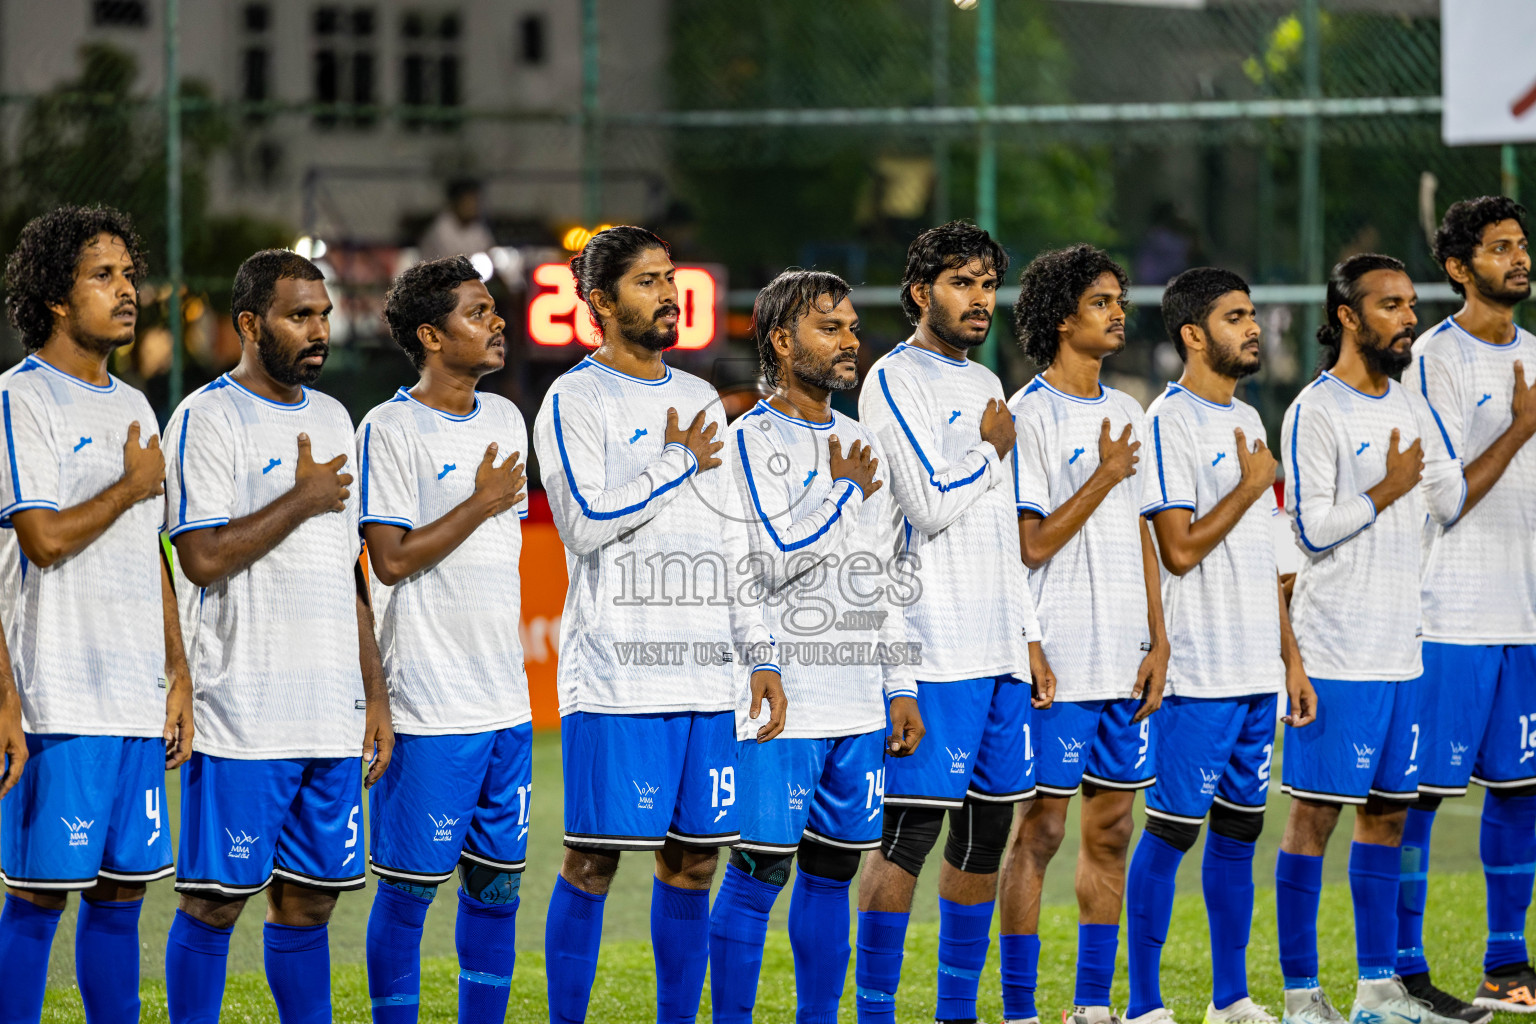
[1144,813,1202,853]
[880,805,945,877]
[1208,803,1264,844]
[458,860,523,905]
[943,797,1015,874]
[729,847,795,887]
[1412,793,1443,812]
[796,839,862,883]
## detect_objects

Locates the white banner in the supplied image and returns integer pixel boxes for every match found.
[1442,0,1536,145]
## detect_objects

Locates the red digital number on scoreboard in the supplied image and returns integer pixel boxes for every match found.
[527,263,718,349]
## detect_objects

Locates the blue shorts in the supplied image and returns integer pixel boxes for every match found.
[1145,694,1276,824]
[0,734,172,891]
[884,677,1034,809]
[369,725,533,886]
[736,731,886,854]
[561,711,738,850]
[175,753,364,897]
[1036,698,1155,796]
[1417,643,1536,795]
[1281,678,1419,805]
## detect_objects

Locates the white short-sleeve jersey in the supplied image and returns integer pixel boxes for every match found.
[165,374,364,759]
[1279,372,1465,682]
[356,388,531,735]
[726,401,917,741]
[1144,384,1284,699]
[0,356,165,736]
[856,343,1040,685]
[531,356,736,716]
[1410,319,1536,644]
[1010,377,1152,702]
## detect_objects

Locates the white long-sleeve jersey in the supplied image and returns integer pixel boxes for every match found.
[1010,376,1153,702]
[1144,384,1284,699]
[1280,372,1464,681]
[0,356,166,737]
[532,355,737,715]
[857,342,1040,685]
[1410,318,1536,644]
[726,400,917,741]
[356,388,531,735]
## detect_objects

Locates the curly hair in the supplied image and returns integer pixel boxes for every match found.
[570,225,669,332]
[1161,266,1250,360]
[1317,252,1405,372]
[231,249,324,340]
[751,269,851,388]
[1011,244,1128,366]
[899,220,1008,325]
[1433,195,1528,296]
[383,255,482,368]
[4,205,148,352]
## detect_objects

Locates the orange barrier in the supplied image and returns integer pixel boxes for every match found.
[519,512,568,730]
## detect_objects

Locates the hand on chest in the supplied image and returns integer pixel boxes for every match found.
[58,421,126,499]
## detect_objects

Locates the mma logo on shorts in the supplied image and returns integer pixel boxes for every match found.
[428,813,460,842]
[946,747,971,774]
[1354,743,1376,769]
[1199,768,1221,796]
[787,783,811,811]
[633,780,660,810]
[1059,737,1086,765]
[226,829,259,860]
[61,816,94,848]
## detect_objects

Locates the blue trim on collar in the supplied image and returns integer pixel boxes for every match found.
[757,400,833,430]
[581,355,672,386]
[396,387,481,421]
[221,373,310,409]
[23,355,117,393]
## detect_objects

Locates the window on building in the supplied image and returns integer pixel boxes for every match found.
[314,5,378,128]
[241,3,272,121]
[401,10,462,130]
[93,1,148,27]
[517,14,546,66]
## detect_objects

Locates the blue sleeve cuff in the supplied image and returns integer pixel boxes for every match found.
[358,514,415,531]
[167,516,231,539]
[750,662,781,675]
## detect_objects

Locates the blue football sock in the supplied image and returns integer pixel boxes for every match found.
[1349,841,1401,980]
[652,877,710,1024]
[0,893,63,1024]
[707,864,782,1024]
[1481,793,1536,971]
[366,881,433,1023]
[545,875,606,1024]
[1127,831,1184,1018]
[456,890,519,1024]
[1276,850,1323,989]
[1075,922,1120,1007]
[75,898,144,1023]
[1204,832,1257,1010]
[1396,807,1435,977]
[936,898,995,1021]
[165,909,232,1024]
[264,921,332,1024]
[855,910,908,1024]
[788,870,852,1024]
[1000,933,1042,1021]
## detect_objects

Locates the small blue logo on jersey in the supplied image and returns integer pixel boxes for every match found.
[803,469,817,487]
[73,436,92,452]
[1212,451,1226,467]
[437,463,456,480]
[948,410,962,424]
[261,458,281,474]
[629,428,648,444]
[1355,441,1370,456]
[1478,393,1493,406]
[1069,447,1086,464]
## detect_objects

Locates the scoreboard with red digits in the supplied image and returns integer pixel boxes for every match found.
[525,262,726,350]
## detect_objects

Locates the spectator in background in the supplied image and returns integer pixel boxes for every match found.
[419,178,495,262]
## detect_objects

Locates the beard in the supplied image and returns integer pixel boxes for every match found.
[615,302,679,352]
[1207,337,1261,379]
[65,298,135,356]
[1470,265,1532,306]
[790,339,857,392]
[1358,322,1414,377]
[253,319,327,386]
[928,302,990,351]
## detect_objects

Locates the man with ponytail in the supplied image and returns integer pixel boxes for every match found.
[1273,254,1465,1024]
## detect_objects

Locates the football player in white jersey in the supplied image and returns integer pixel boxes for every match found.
[1275,254,1464,1024]
[1003,245,1169,1024]
[0,205,192,1024]
[856,222,1055,1024]
[163,250,394,1024]
[1397,196,1536,1018]
[1125,267,1317,1024]
[532,226,787,1024]
[357,256,531,1024]
[708,269,923,1024]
